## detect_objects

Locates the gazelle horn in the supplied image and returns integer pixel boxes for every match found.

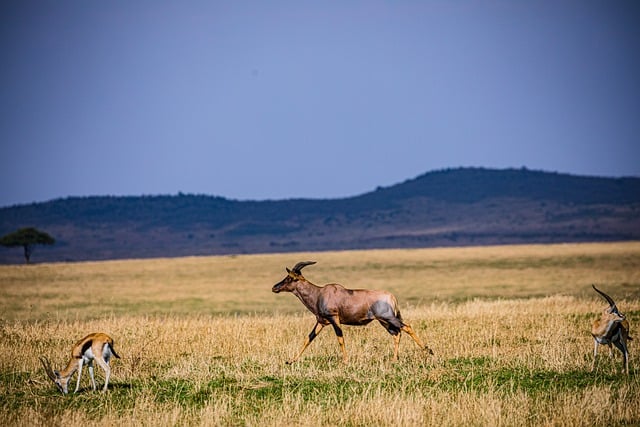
[39,356,57,382]
[592,284,617,309]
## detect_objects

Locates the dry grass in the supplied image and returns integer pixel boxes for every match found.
[1,242,639,426]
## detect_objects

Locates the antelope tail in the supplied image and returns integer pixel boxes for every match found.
[109,343,121,359]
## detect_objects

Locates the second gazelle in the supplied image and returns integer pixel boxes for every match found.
[40,332,121,394]
[591,285,632,374]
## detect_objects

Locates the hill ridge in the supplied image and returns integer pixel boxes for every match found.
[1,167,639,263]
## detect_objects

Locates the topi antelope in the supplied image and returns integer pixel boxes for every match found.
[39,332,120,394]
[590,285,632,374]
[272,261,433,364]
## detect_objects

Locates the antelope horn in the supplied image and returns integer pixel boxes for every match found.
[592,285,617,308]
[292,261,316,274]
[39,356,57,382]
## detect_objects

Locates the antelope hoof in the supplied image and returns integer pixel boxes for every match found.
[425,346,434,355]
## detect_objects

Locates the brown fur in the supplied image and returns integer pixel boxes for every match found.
[590,285,631,374]
[40,332,120,394]
[272,261,433,363]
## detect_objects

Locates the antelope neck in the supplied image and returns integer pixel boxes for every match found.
[292,280,321,315]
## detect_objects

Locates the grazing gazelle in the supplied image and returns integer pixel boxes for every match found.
[591,285,632,374]
[272,261,433,364]
[40,332,120,394]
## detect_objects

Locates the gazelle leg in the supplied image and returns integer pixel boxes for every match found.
[623,348,629,375]
[74,360,84,393]
[288,322,324,364]
[95,357,111,392]
[591,340,599,372]
[88,362,96,391]
[612,340,629,375]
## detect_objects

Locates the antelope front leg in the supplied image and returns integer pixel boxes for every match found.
[591,339,599,372]
[74,360,84,393]
[287,322,324,364]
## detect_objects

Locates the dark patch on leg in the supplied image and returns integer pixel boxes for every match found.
[327,317,344,337]
[378,319,401,335]
[372,300,405,336]
[308,328,318,342]
[331,323,344,337]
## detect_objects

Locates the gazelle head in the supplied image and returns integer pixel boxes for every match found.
[593,285,626,322]
[272,261,316,293]
[39,356,69,394]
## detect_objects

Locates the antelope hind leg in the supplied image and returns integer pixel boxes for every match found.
[392,333,401,361]
[88,362,96,391]
[612,340,629,375]
[95,357,111,392]
[327,316,348,363]
[401,323,433,355]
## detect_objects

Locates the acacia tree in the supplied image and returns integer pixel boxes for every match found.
[0,227,55,264]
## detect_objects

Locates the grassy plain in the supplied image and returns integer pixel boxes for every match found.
[0,242,639,426]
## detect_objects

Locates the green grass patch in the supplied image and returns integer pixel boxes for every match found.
[433,356,631,395]
[2,356,638,425]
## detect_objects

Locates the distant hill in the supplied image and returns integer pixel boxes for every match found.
[1,167,639,263]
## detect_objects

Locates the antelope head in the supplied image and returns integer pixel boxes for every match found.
[272,261,316,293]
[592,284,626,323]
[39,356,68,394]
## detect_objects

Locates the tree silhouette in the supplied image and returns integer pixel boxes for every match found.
[0,227,55,264]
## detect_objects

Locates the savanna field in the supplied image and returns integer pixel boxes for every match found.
[1,242,639,426]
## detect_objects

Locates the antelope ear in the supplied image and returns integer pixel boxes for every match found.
[286,268,291,273]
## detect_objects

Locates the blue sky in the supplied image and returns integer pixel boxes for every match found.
[1,1,639,207]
